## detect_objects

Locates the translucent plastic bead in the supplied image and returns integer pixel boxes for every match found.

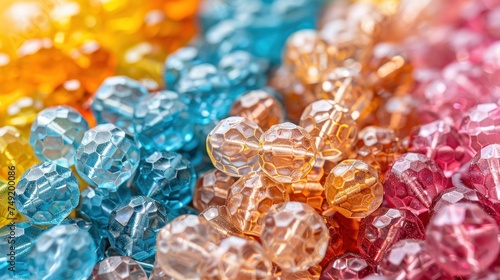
[287,180,327,213]
[15,162,79,225]
[92,256,148,280]
[460,103,500,153]
[218,51,268,96]
[0,126,38,182]
[133,151,196,210]
[91,76,149,133]
[226,172,289,236]
[199,206,248,239]
[29,106,89,167]
[75,124,140,190]
[259,122,317,183]
[261,202,329,272]
[469,144,500,201]
[324,159,384,218]
[60,218,108,261]
[207,117,263,177]
[320,252,375,280]
[150,262,174,280]
[193,169,236,212]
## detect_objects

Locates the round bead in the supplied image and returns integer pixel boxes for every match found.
[164,46,203,89]
[75,123,140,190]
[199,206,248,239]
[469,144,500,201]
[259,122,317,183]
[279,265,322,280]
[261,202,329,272]
[320,216,346,268]
[207,117,263,177]
[218,51,267,96]
[92,256,148,280]
[324,159,384,218]
[0,126,38,182]
[60,218,108,261]
[226,172,289,236]
[27,225,97,280]
[15,162,79,225]
[108,196,168,261]
[133,151,196,210]
[91,76,148,134]
[193,169,236,212]
[426,203,499,276]
[156,214,221,280]
[383,153,448,216]
[320,252,375,280]
[460,103,500,152]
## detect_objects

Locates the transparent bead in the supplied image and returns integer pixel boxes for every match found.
[0,126,38,182]
[0,180,21,227]
[164,46,204,89]
[278,265,322,280]
[168,205,199,222]
[286,180,327,213]
[469,144,500,201]
[460,103,500,153]
[218,51,268,96]
[320,252,375,280]
[92,256,148,280]
[199,206,248,239]
[320,216,346,268]
[60,218,108,261]
[193,169,236,212]
[3,96,45,136]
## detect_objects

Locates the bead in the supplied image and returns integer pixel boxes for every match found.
[29,106,89,167]
[426,203,499,276]
[48,79,89,108]
[324,159,384,218]
[460,103,500,153]
[103,247,155,276]
[378,239,451,280]
[259,122,317,183]
[60,218,108,261]
[92,256,148,280]
[193,169,236,212]
[358,207,425,262]
[320,216,346,268]
[75,123,140,190]
[156,214,220,280]
[150,262,174,280]
[261,202,329,272]
[199,206,248,239]
[207,116,263,177]
[133,90,194,153]
[201,20,252,61]
[469,144,500,201]
[27,225,97,280]
[164,46,204,89]
[218,51,268,96]
[3,96,45,135]
[0,126,38,182]
[133,151,196,210]
[383,153,448,216]
[278,265,322,280]
[15,162,79,225]
[167,205,199,221]
[375,95,421,138]
[202,236,272,280]
[287,180,327,213]
[1,180,22,228]
[108,196,168,261]
[91,76,149,134]
[336,214,362,253]
[226,172,289,236]
[320,252,375,280]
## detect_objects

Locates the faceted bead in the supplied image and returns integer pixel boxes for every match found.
[150,262,174,280]
[199,206,248,239]
[133,151,196,210]
[378,239,451,280]
[164,46,204,89]
[92,256,148,280]
[156,214,221,280]
[15,162,79,225]
[426,204,500,276]
[0,222,44,279]
[218,51,268,96]
[287,180,327,213]
[3,96,44,135]
[75,123,140,190]
[27,225,97,280]
[91,76,149,134]
[261,202,329,272]
[202,236,272,280]
[29,106,89,167]
[133,90,194,153]
[375,95,421,138]
[324,159,384,218]
[0,126,38,182]
[469,144,500,201]
[108,196,168,261]
[320,216,346,268]
[259,122,317,183]
[226,172,289,236]
[207,117,263,177]
[460,103,500,153]
[320,252,375,280]
[300,100,357,160]
[103,247,155,276]
[358,207,425,263]
[48,79,89,108]
[278,265,322,280]
[383,153,448,216]
[193,169,236,212]
[60,218,108,261]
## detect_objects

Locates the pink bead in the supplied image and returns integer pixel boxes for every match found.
[426,203,500,276]
[383,153,448,216]
[460,103,500,153]
[358,207,425,263]
[470,144,500,201]
[320,253,375,280]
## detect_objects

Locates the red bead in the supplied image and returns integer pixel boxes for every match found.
[320,252,375,280]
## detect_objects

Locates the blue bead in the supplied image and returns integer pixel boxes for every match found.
[27,225,97,280]
[75,123,140,191]
[0,222,44,279]
[107,196,168,261]
[133,90,194,153]
[133,152,196,210]
[29,106,89,167]
[77,185,133,230]
[15,162,80,225]
[104,247,155,275]
[201,20,253,61]
[164,46,205,89]
[91,76,149,134]
[167,205,199,221]
[60,218,109,261]
[218,51,268,96]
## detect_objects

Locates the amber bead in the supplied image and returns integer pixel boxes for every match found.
[193,169,236,212]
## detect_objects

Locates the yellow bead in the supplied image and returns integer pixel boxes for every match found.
[1,96,44,136]
[0,126,38,182]
[0,180,23,228]
[116,42,165,85]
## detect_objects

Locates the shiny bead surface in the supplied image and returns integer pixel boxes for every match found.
[320,252,375,280]
[199,206,248,238]
[460,103,500,153]
[320,216,346,268]
[469,144,500,201]
[193,169,236,212]
[92,256,148,280]
[218,51,267,96]
[0,126,38,182]
[3,96,45,136]
[60,218,108,261]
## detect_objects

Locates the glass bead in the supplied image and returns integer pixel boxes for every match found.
[193,169,236,212]
[460,103,500,153]
[92,256,148,280]
[226,172,289,236]
[60,218,108,261]
[15,162,79,225]
[320,216,346,268]
[75,123,140,190]
[261,202,329,272]
[375,95,421,138]
[358,207,425,263]
[48,79,89,108]
[91,76,149,134]
[150,261,175,280]
[199,206,248,239]
[164,46,204,89]
[108,196,168,261]
[207,116,263,177]
[201,20,253,62]
[218,51,268,96]
[426,203,499,276]
[383,153,448,216]
[27,225,97,280]
[133,90,194,153]
[133,151,196,210]
[259,122,317,183]
[336,214,362,253]
[320,252,375,280]
[469,144,500,201]
[0,126,38,182]
[287,180,327,213]
[156,214,221,280]
[103,247,155,276]
[29,106,89,167]
[324,159,384,218]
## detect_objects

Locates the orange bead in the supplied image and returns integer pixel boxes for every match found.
[46,79,88,108]
[375,94,421,138]
[193,169,236,212]
[199,206,249,239]
[320,216,346,268]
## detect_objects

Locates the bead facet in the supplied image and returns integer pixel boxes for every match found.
[469,144,500,201]
[193,169,236,212]
[92,256,148,280]
[320,252,375,280]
